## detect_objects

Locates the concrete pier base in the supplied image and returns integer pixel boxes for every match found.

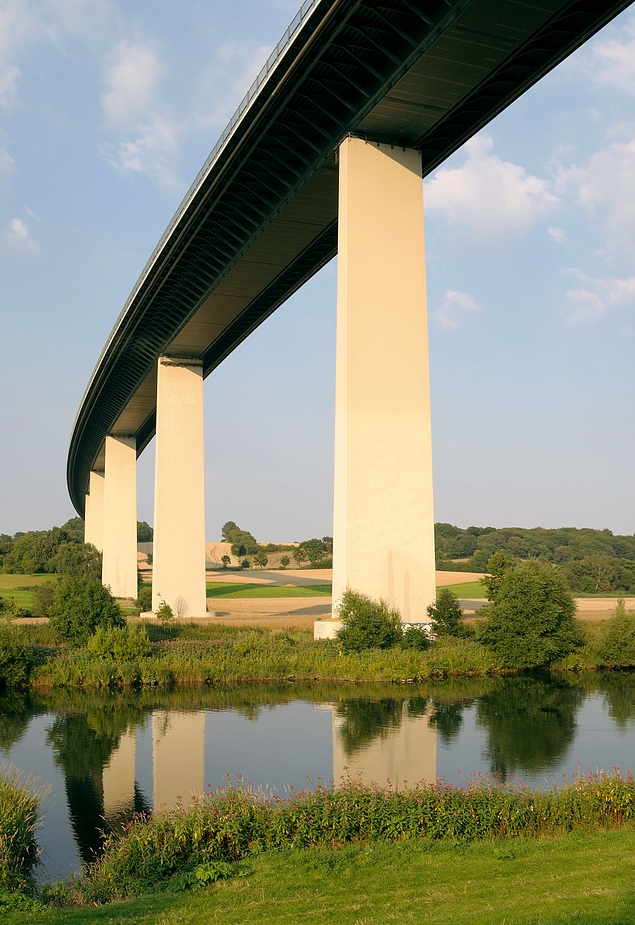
[151,357,207,619]
[332,137,436,624]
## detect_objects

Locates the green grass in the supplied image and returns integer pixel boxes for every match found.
[5,830,635,923]
[438,580,487,598]
[206,582,332,598]
[0,575,56,613]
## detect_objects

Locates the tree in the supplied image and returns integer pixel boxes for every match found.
[293,546,308,567]
[254,550,268,569]
[221,554,231,569]
[53,542,101,580]
[280,555,290,569]
[137,521,153,542]
[599,598,635,666]
[477,560,583,669]
[427,588,463,636]
[221,521,259,556]
[50,577,124,646]
[336,588,402,652]
[33,582,55,617]
[0,623,31,686]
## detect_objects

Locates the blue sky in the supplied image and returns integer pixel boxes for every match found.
[2,1,635,541]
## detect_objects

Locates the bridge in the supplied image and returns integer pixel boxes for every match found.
[68,0,632,620]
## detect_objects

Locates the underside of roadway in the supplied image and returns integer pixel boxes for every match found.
[68,0,633,515]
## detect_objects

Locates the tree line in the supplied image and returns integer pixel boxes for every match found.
[436,522,635,593]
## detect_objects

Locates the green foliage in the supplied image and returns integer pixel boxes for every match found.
[427,588,463,636]
[221,555,231,569]
[401,626,430,650]
[32,582,55,618]
[0,767,43,894]
[280,555,290,569]
[241,558,250,569]
[292,546,308,566]
[477,560,583,669]
[53,543,101,580]
[87,624,151,661]
[50,577,124,646]
[136,586,152,612]
[0,596,28,621]
[136,521,153,542]
[65,772,635,904]
[254,550,268,569]
[0,625,31,687]
[599,598,635,666]
[221,522,260,557]
[336,589,402,652]
[156,600,173,622]
[1,519,86,575]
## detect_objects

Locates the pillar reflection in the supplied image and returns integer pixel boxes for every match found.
[152,710,205,809]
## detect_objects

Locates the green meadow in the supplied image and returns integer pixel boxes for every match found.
[205,582,332,599]
[6,830,635,924]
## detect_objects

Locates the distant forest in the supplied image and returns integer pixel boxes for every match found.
[2,519,634,594]
[436,523,635,593]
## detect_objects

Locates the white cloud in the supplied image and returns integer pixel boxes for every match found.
[434,289,480,329]
[0,146,15,178]
[2,217,39,252]
[557,126,635,259]
[585,17,635,95]
[100,117,183,188]
[101,40,162,129]
[425,134,558,246]
[548,226,568,244]
[560,268,635,325]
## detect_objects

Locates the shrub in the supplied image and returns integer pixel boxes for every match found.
[477,559,583,669]
[53,542,102,580]
[0,625,31,687]
[336,589,402,652]
[32,582,55,618]
[87,624,152,661]
[427,588,463,636]
[136,586,152,612]
[401,626,430,651]
[0,597,28,621]
[599,598,635,666]
[156,600,173,622]
[0,766,43,893]
[49,577,124,646]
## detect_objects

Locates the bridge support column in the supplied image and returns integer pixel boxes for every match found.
[102,436,138,599]
[84,470,105,552]
[332,137,435,623]
[152,357,206,619]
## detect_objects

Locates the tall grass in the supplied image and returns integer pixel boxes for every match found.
[0,766,44,893]
[63,770,635,904]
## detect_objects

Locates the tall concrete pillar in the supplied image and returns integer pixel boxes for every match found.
[152,357,206,619]
[84,470,105,552]
[332,137,436,623]
[102,435,138,598]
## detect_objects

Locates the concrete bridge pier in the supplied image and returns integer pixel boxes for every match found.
[151,356,207,619]
[84,469,105,552]
[332,137,436,623]
[102,435,138,599]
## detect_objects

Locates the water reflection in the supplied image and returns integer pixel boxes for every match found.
[0,675,634,881]
[475,677,582,779]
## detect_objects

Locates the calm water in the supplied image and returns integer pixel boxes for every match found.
[2,673,635,882]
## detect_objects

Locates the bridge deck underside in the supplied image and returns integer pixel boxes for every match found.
[71,0,632,511]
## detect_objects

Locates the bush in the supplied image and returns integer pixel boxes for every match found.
[87,624,152,661]
[49,577,124,646]
[156,600,173,622]
[0,625,31,687]
[53,542,101,580]
[401,626,430,651]
[136,586,152,612]
[477,559,583,669]
[0,767,43,893]
[32,582,55,618]
[427,588,463,636]
[599,598,635,666]
[336,589,402,652]
[0,597,28,621]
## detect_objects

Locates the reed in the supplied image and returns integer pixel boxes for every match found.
[61,770,635,904]
[0,766,44,894]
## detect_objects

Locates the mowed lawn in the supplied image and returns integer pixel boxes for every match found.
[0,574,55,610]
[206,582,332,599]
[7,829,635,925]
[439,580,487,598]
